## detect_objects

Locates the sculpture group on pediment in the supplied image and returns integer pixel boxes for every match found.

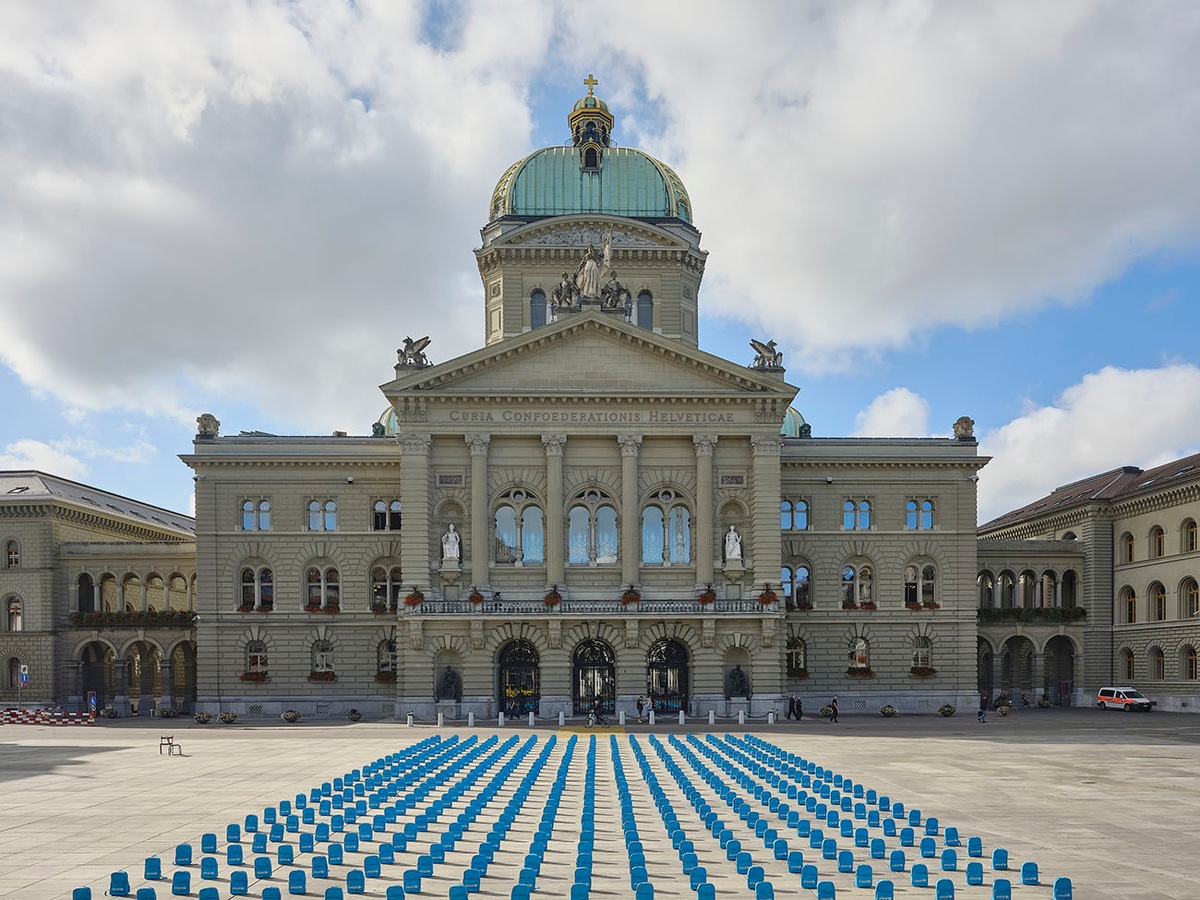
[749,338,784,369]
[601,270,631,311]
[398,336,432,368]
[551,272,579,309]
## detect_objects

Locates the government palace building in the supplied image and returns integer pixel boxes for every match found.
[3,83,1199,720]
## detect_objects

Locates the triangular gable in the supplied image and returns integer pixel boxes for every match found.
[381,311,797,402]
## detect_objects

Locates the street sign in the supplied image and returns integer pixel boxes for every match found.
[19,664,27,675]
[20,674,28,685]
[87,691,98,711]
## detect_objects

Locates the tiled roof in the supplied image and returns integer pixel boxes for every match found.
[0,470,194,534]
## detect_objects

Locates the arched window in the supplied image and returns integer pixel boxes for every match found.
[493,489,544,565]
[567,488,618,565]
[1150,526,1165,559]
[781,565,811,609]
[530,289,547,329]
[305,566,339,611]
[1062,570,1079,608]
[241,499,271,531]
[1150,583,1167,621]
[1120,587,1137,624]
[642,489,691,565]
[977,571,995,609]
[786,634,807,679]
[911,636,933,670]
[377,640,397,678]
[245,640,268,676]
[842,564,874,608]
[1184,646,1198,681]
[307,499,337,532]
[371,565,403,612]
[311,640,334,675]
[7,658,21,690]
[1184,519,1198,554]
[77,574,96,613]
[6,597,22,632]
[1121,649,1135,681]
[848,637,870,672]
[905,499,935,530]
[905,564,938,608]
[843,499,871,530]
[239,567,273,611]
[373,500,402,531]
[1150,646,1165,681]
[636,291,653,330]
[4,540,18,569]
[998,571,1016,609]
[781,500,809,530]
[1018,570,1038,608]
[1120,532,1134,563]
[1184,578,1199,619]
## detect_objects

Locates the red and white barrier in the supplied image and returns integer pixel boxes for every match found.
[1,708,96,726]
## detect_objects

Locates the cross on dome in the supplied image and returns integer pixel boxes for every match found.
[583,73,598,96]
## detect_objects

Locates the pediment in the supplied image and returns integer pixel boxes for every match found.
[382,312,797,401]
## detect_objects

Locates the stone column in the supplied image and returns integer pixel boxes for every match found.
[542,434,566,587]
[112,659,130,716]
[465,434,491,589]
[618,435,643,586]
[990,652,1004,698]
[750,435,784,590]
[693,435,717,587]
[159,660,174,713]
[140,578,148,613]
[399,434,433,592]
[1031,652,1046,701]
[66,660,84,712]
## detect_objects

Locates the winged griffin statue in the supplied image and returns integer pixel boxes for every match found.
[397,335,432,368]
[749,339,784,369]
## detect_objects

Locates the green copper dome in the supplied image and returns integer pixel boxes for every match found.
[780,406,808,438]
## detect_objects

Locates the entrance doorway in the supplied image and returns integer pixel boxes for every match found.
[646,638,689,713]
[572,639,616,715]
[497,640,540,715]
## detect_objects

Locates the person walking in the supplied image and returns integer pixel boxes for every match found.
[786,695,796,720]
[830,695,839,723]
[636,695,645,724]
[796,697,803,721]
[978,692,988,723]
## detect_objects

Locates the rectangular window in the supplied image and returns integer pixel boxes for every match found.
[1125,596,1137,624]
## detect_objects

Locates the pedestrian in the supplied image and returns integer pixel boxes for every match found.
[830,695,839,723]
[796,697,803,721]
[636,695,645,723]
[978,692,988,723]
[786,695,796,720]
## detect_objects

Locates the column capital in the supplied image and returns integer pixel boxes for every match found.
[464,434,491,456]
[693,434,718,456]
[541,433,567,457]
[749,434,783,457]
[398,433,432,454]
[617,434,643,457]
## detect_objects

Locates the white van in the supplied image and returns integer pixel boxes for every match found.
[1096,687,1154,711]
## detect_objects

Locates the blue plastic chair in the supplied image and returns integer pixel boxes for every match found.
[109,874,132,898]
[170,871,190,896]
[966,861,984,885]
[230,870,249,895]
[875,881,894,900]
[992,880,1012,900]
[1020,861,1039,885]
[936,878,955,900]
[1053,876,1073,899]
[911,863,929,888]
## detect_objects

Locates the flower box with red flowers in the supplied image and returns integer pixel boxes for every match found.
[467,590,485,604]
[307,671,336,682]
[905,602,922,610]
[543,589,562,607]
[841,600,859,610]
[909,666,938,678]
[858,601,877,610]
[304,602,322,613]
[758,587,779,605]
[922,601,941,610]
[237,603,255,612]
[621,588,641,605]
[697,587,718,604]
[845,667,875,678]
[404,589,425,607]
[239,671,269,683]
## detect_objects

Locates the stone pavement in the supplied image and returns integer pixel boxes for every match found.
[1,708,1197,899]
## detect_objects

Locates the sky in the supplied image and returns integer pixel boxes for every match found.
[2,0,1200,525]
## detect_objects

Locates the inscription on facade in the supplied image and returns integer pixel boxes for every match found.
[437,474,464,486]
[719,475,746,487]
[445,409,739,424]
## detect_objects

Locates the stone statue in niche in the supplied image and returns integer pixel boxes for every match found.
[724,525,742,560]
[441,524,461,560]
[749,338,784,369]
[397,336,431,368]
[725,664,750,699]
[437,665,462,702]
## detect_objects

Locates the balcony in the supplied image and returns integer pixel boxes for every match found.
[411,598,775,617]
[68,609,199,628]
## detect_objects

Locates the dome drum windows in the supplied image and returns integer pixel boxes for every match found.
[239,568,273,612]
[568,488,618,566]
[305,566,339,613]
[494,489,544,566]
[642,489,691,566]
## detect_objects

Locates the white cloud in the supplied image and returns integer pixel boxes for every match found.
[0,439,89,480]
[978,365,1200,522]
[853,388,931,437]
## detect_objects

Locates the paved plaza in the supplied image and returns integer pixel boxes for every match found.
[2,709,1198,899]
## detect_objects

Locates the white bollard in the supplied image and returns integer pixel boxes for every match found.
[648,710,656,725]
[558,711,565,726]
[708,710,715,725]
[406,713,413,727]
[618,710,626,725]
[678,710,685,725]
[768,711,776,725]
[468,712,475,727]
[529,711,535,727]
[498,712,504,727]
[738,710,746,725]
[437,712,444,727]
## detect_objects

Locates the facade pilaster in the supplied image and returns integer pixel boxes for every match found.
[465,434,491,589]
[542,434,566,587]
[399,434,433,591]
[618,435,643,586]
[159,660,174,712]
[750,435,783,590]
[693,435,717,587]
